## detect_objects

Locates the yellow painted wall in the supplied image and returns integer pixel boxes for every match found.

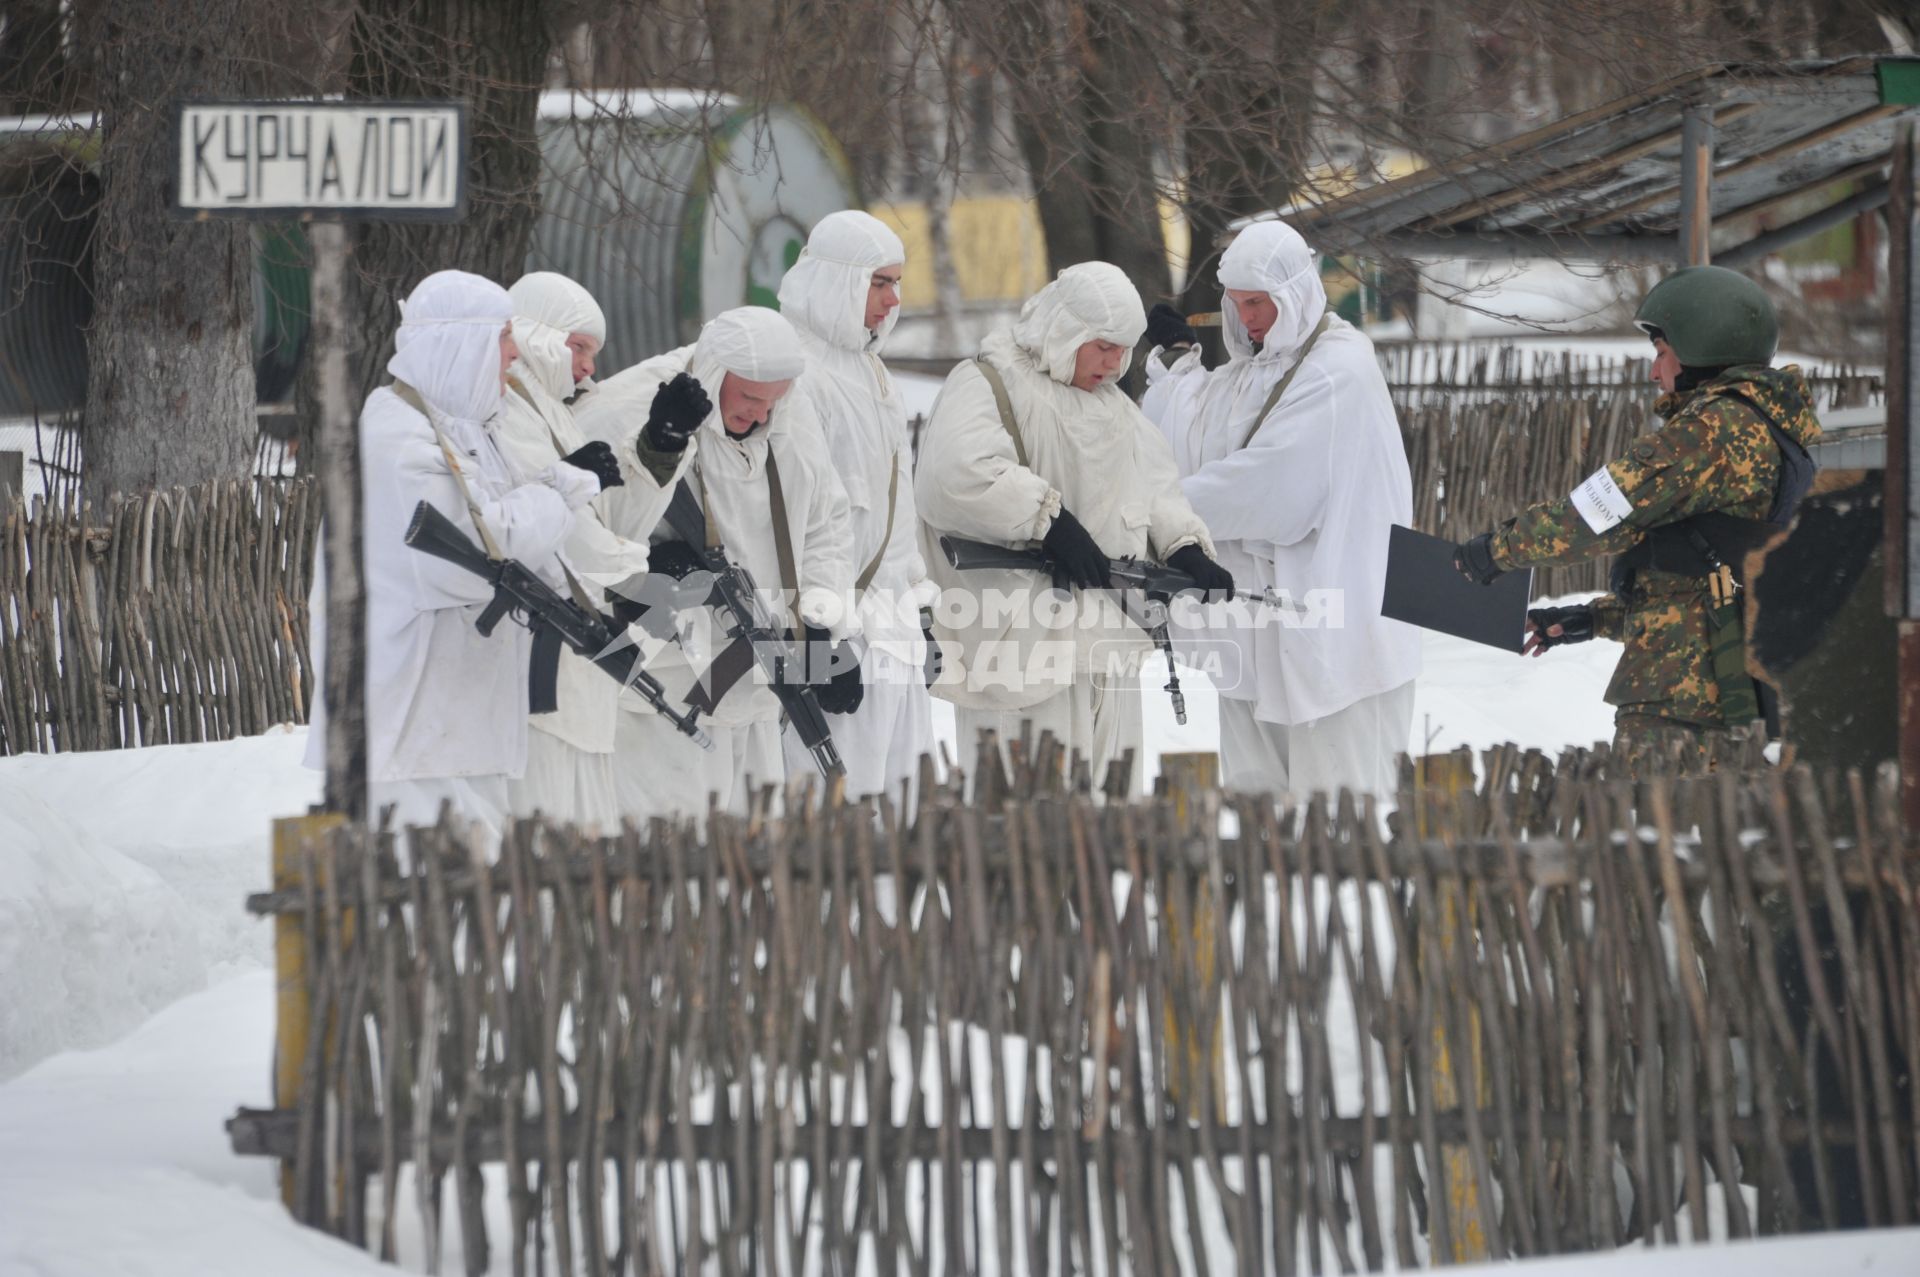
[868,153,1420,309]
[869,196,1050,307]
[871,194,1196,305]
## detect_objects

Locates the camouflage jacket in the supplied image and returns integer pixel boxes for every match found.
[1489,365,1823,726]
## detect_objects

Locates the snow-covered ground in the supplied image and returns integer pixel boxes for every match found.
[8,619,1871,1277]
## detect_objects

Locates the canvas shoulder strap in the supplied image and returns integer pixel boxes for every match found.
[1240,310,1332,450]
[974,358,1028,467]
[393,379,505,561]
[766,455,803,631]
[853,457,900,595]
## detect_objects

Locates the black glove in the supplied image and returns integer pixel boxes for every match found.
[639,372,711,454]
[804,624,865,715]
[1042,506,1111,590]
[646,539,706,581]
[560,439,623,491]
[1452,532,1505,586]
[1145,302,1197,351]
[1167,544,1235,602]
[1525,604,1595,656]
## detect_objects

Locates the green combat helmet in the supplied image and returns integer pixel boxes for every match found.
[1632,265,1778,367]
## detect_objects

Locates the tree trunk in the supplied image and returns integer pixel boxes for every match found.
[336,0,554,409]
[898,17,968,355]
[999,0,1169,296]
[1177,6,1316,313]
[80,0,263,504]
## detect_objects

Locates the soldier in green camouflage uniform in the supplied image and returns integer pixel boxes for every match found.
[1451,267,1822,777]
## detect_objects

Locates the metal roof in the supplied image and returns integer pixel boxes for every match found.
[1252,57,1918,263]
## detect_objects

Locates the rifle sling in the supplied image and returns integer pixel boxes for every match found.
[1241,310,1330,451]
[392,380,506,562]
[853,458,899,596]
[974,359,1028,467]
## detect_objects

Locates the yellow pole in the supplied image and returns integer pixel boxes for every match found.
[1159,751,1223,1112]
[1417,751,1490,1261]
[273,811,344,1210]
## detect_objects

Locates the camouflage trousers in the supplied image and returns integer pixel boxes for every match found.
[1611,712,1767,778]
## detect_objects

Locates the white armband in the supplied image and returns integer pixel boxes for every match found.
[1569,466,1633,534]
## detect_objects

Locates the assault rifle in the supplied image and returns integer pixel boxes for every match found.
[658,488,846,780]
[404,501,713,750]
[939,534,1298,726]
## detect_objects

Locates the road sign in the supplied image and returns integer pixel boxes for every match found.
[173,100,468,220]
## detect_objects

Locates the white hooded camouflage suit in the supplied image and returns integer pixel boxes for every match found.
[776,211,938,804]
[916,262,1214,791]
[1143,220,1419,801]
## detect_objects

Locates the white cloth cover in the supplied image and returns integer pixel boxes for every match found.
[916,262,1213,711]
[953,673,1144,798]
[1142,220,1421,725]
[614,712,784,824]
[494,273,657,768]
[305,271,581,786]
[506,731,621,830]
[574,307,857,730]
[507,271,607,402]
[776,211,936,797]
[777,209,906,352]
[1217,679,1415,803]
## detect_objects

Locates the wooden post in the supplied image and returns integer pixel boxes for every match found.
[1417,749,1491,1261]
[1679,105,1715,267]
[1160,751,1222,1112]
[1886,120,1920,828]
[0,451,21,515]
[273,811,344,1212]
[311,222,366,822]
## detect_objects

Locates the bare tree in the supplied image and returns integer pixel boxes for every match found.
[337,0,559,408]
[75,0,276,504]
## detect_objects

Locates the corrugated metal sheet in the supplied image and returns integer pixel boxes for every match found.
[0,178,93,417]
[529,101,857,376]
[530,111,709,375]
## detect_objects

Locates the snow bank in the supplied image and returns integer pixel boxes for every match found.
[1451,1226,1920,1275]
[0,970,390,1277]
[0,727,319,1079]
[0,776,206,1080]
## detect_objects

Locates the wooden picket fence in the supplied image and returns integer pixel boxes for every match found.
[0,477,319,754]
[229,742,1918,1274]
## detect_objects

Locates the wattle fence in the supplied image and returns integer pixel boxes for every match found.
[0,478,318,754]
[228,744,1918,1274]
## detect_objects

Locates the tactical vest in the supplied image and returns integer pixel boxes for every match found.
[1609,385,1817,734]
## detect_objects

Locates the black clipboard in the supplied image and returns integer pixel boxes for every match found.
[1381,524,1533,653]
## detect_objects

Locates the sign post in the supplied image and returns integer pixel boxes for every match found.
[174,99,467,822]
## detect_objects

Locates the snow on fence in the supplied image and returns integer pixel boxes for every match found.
[229,743,1918,1274]
[0,477,319,754]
